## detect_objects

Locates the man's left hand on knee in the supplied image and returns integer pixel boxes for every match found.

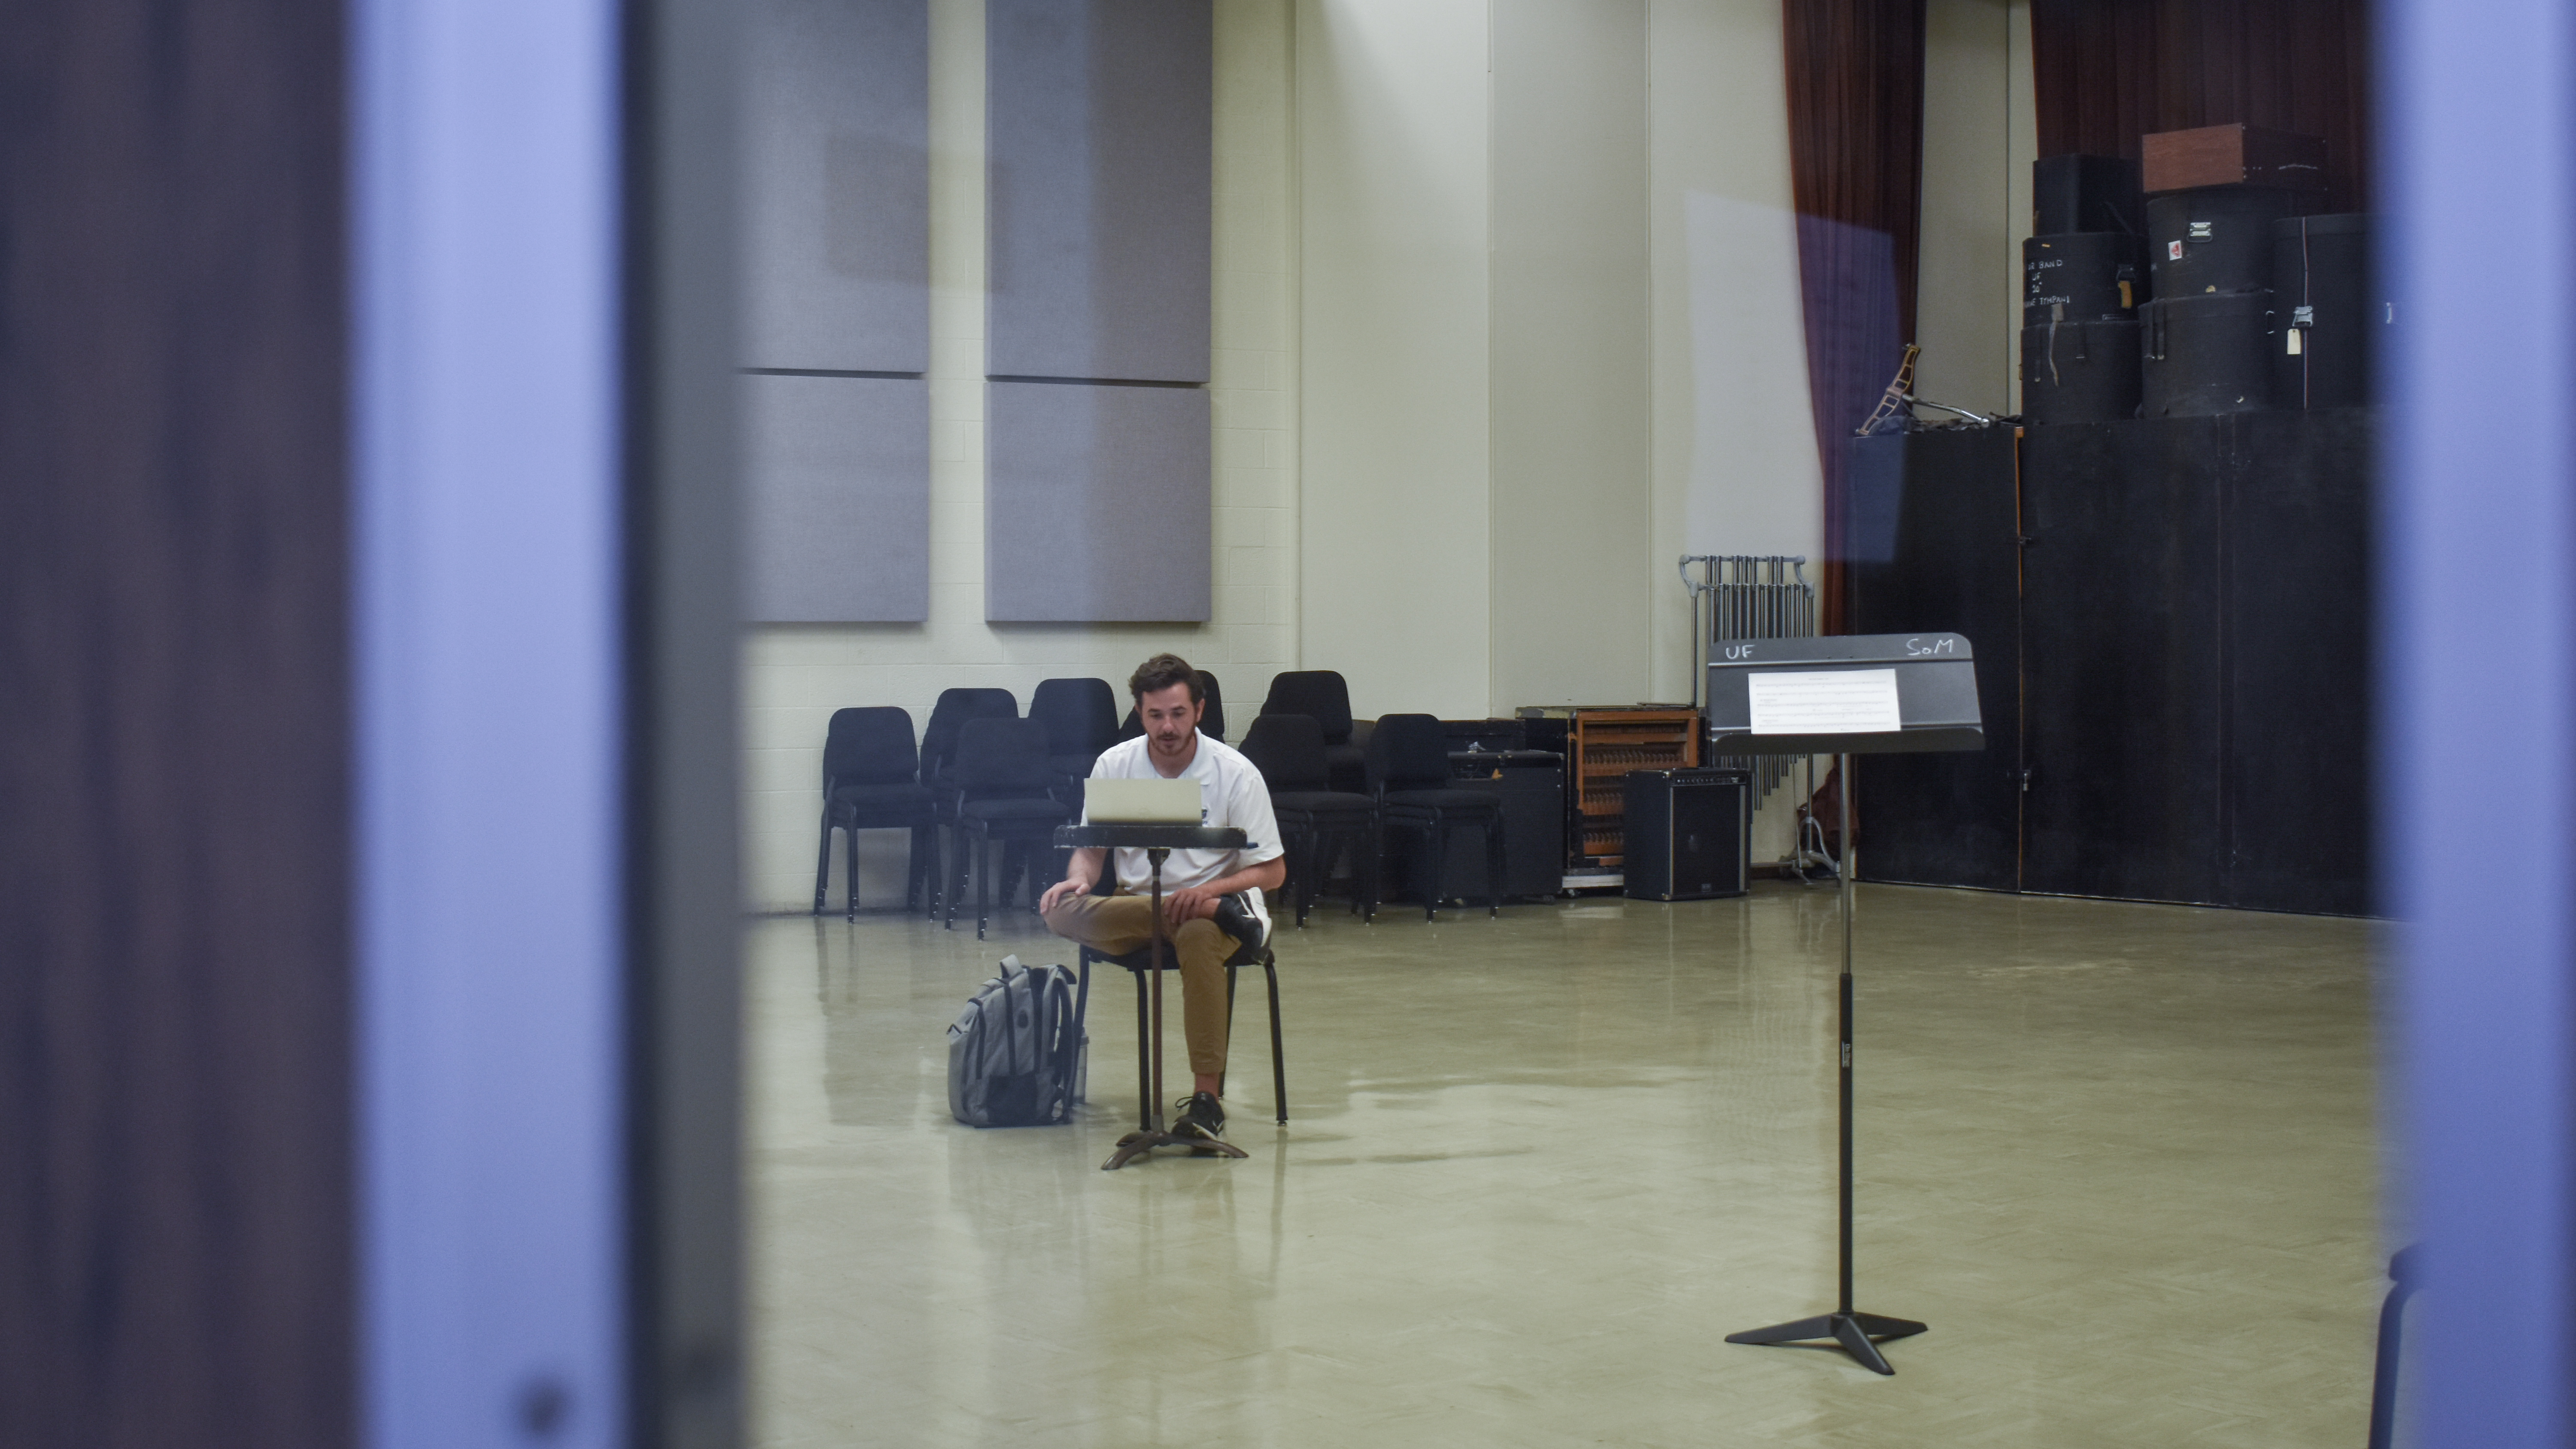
[1162,885,1224,927]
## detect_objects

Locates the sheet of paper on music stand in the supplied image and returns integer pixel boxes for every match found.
[1745,668,1904,734]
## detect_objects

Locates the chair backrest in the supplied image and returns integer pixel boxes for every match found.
[1260,670,1354,743]
[821,706,917,791]
[921,688,1018,780]
[1029,677,1119,756]
[1364,713,1452,793]
[953,717,1057,796]
[1117,669,1226,742]
[1198,670,1226,740]
[1239,713,1330,794]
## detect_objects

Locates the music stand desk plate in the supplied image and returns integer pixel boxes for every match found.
[1704,632,1983,757]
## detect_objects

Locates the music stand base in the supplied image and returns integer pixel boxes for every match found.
[1725,1312,1927,1376]
[1102,1128,1251,1171]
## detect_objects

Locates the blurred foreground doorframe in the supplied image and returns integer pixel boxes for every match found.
[2384,0,2576,1443]
[356,0,740,1444]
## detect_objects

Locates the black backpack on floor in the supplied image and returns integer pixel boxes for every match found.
[947,956,1082,1128]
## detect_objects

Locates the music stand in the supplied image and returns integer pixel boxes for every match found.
[1054,823,1252,1171]
[1704,633,1982,1375]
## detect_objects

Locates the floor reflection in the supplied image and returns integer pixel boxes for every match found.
[756,882,2381,1448]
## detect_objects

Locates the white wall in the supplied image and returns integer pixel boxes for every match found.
[1293,0,1494,721]
[743,0,1300,911]
[1488,0,1653,717]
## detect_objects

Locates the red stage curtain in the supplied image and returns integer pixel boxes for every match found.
[2029,0,2374,213]
[1782,0,1927,635]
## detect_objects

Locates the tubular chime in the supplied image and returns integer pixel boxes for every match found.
[1681,554,1817,805]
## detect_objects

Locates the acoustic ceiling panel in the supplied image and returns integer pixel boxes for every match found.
[743,0,930,373]
[986,0,1212,383]
[985,381,1209,622]
[743,374,930,622]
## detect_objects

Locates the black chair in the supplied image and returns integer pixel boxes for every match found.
[1076,901,1288,1124]
[1261,670,1367,792]
[920,688,1018,917]
[920,687,1019,788]
[1239,713,1378,927]
[1030,677,1121,793]
[812,707,937,920]
[943,717,1075,939]
[1365,713,1506,921]
[1118,669,1226,741]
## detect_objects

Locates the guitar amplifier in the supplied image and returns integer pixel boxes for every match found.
[1622,769,1749,901]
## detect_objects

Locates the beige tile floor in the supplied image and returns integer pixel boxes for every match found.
[750,881,2385,1448]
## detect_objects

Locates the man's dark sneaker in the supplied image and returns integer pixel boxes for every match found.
[1173,1092,1227,1142]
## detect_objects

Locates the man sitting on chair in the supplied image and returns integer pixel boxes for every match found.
[1039,652,1285,1146]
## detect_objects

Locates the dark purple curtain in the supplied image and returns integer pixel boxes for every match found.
[2030,0,2375,212]
[1782,0,1927,635]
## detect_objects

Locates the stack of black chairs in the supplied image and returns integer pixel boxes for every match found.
[942,717,1074,940]
[918,688,1018,917]
[1239,713,1378,926]
[1029,677,1121,808]
[1259,670,1368,792]
[1365,714,1505,922]
[811,706,938,920]
[818,669,1533,933]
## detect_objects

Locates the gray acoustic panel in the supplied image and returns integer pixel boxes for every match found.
[743,374,930,621]
[986,381,1210,621]
[987,0,1212,383]
[743,0,930,373]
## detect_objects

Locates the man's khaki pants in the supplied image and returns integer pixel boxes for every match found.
[1040,892,1233,1078]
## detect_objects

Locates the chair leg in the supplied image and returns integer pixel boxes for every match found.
[1425,820,1447,922]
[1264,957,1287,1123]
[846,822,862,922]
[812,812,835,915]
[975,832,993,940]
[1296,831,1320,928]
[1364,826,1383,923]
[1485,816,1505,917]
[938,823,956,918]
[942,826,961,930]
[905,825,929,912]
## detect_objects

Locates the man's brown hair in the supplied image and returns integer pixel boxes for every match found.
[1128,652,1204,704]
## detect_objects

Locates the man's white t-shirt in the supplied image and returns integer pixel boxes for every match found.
[1081,732,1285,937]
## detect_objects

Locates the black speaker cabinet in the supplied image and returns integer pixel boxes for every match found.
[1622,769,1748,901]
[2024,232,2145,323]
[2022,316,2142,423]
[2148,186,2294,297]
[2142,292,2278,416]
[2271,213,2379,410]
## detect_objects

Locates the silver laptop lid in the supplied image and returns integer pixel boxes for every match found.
[1084,776,1204,823]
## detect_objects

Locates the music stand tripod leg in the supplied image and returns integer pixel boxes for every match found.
[1725,752,1926,1374]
